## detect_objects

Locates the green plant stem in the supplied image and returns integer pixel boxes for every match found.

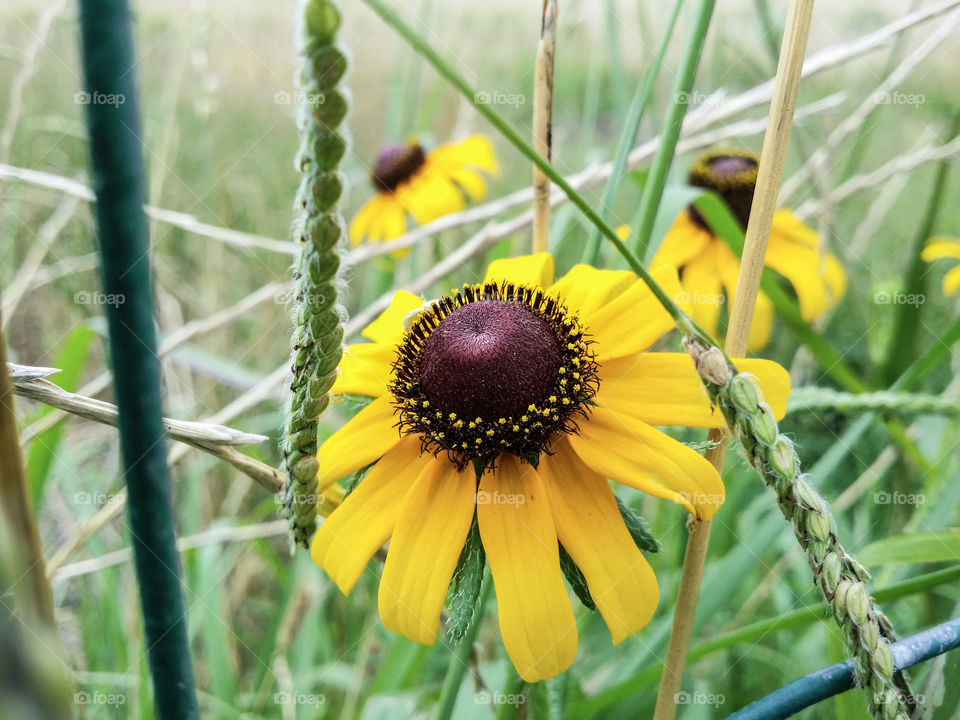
[627,0,716,260]
[433,576,492,720]
[77,1,199,717]
[494,669,526,720]
[359,0,717,350]
[582,0,686,265]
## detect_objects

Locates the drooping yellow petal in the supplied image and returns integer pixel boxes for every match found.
[584,264,687,361]
[350,193,396,245]
[652,212,715,270]
[764,238,830,321]
[364,195,408,242]
[547,264,636,319]
[679,245,724,341]
[361,290,424,343]
[397,171,466,226]
[378,458,476,645]
[448,166,488,201]
[484,253,555,288]
[921,238,960,262]
[747,289,774,351]
[770,209,818,249]
[596,352,789,426]
[943,265,960,295]
[317,395,400,491]
[334,342,394,398]
[311,436,427,594]
[477,455,577,682]
[430,135,499,174]
[538,449,658,644]
[566,409,724,519]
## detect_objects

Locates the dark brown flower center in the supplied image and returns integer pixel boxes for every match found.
[371,143,426,192]
[390,283,598,469]
[687,149,759,231]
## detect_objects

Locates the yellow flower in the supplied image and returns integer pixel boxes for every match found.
[650,149,847,350]
[310,253,790,682]
[349,135,498,246]
[921,237,960,295]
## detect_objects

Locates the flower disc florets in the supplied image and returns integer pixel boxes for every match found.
[687,149,759,230]
[371,143,426,192]
[390,282,599,469]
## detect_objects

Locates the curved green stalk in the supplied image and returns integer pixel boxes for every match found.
[281,0,350,547]
[582,0,686,265]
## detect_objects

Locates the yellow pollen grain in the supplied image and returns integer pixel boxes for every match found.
[512,424,520,431]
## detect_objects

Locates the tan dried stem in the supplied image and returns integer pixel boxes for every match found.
[653,2,814,719]
[531,0,557,253]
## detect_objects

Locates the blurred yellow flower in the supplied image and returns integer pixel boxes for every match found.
[921,237,960,295]
[310,253,789,682]
[648,149,847,350]
[349,135,498,246]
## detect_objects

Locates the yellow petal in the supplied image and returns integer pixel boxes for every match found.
[943,265,960,295]
[823,254,847,306]
[922,238,960,262]
[349,193,394,245]
[334,342,394,398]
[565,409,724,519]
[365,196,408,241]
[597,352,789,426]
[484,253,555,287]
[547,264,636,319]
[770,209,818,249]
[361,290,424,343]
[379,458,476,645]
[651,212,715,269]
[398,172,466,226]
[746,289,774,352]
[477,455,577,682]
[448,166,488,202]
[679,249,724,341]
[764,238,830,321]
[585,264,686,361]
[538,449,658,644]
[311,436,426,593]
[430,135,499,174]
[317,395,400,491]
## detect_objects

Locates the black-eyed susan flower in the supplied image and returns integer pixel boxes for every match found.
[349,135,498,246]
[310,253,789,682]
[651,149,847,350]
[921,237,960,295]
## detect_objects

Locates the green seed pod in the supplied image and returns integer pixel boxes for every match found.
[305,213,345,253]
[845,582,870,625]
[792,477,821,512]
[308,250,341,285]
[870,640,894,680]
[833,579,853,620]
[728,373,760,413]
[303,0,341,43]
[807,512,831,543]
[768,435,796,480]
[310,129,347,171]
[307,44,348,90]
[821,551,842,595]
[859,617,880,653]
[292,455,319,483]
[751,403,778,446]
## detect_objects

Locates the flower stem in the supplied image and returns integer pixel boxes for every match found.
[654,2,814,719]
[77,1,199,715]
[626,0,715,260]
[531,0,556,254]
[433,575,492,720]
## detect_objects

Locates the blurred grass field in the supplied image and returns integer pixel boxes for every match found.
[3,0,960,718]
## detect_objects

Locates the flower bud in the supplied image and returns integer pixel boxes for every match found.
[728,373,760,413]
[751,403,778,446]
[870,640,894,680]
[769,436,796,479]
[845,582,870,625]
